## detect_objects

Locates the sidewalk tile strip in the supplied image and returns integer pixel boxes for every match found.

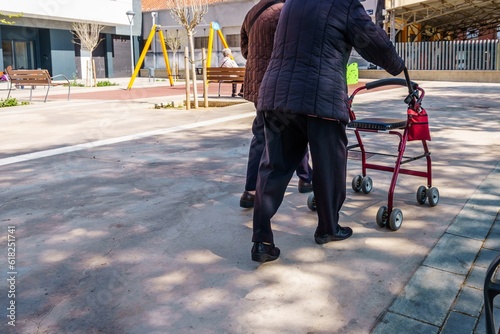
[475,248,500,268]
[484,220,500,251]
[467,191,500,209]
[466,193,500,214]
[453,286,484,317]
[422,233,483,275]
[362,125,497,333]
[388,266,463,325]
[440,311,478,334]
[465,265,488,290]
[446,207,497,240]
[475,306,500,334]
[371,312,439,334]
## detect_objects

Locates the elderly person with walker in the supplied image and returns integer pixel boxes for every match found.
[250,0,406,262]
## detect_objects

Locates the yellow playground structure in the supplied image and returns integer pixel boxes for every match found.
[206,21,233,67]
[127,25,174,90]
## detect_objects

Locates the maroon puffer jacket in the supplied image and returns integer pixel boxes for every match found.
[240,0,285,104]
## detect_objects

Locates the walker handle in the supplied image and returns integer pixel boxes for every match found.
[364,68,419,104]
[365,77,418,91]
[403,67,419,104]
[403,67,412,93]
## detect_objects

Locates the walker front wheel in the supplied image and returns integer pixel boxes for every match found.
[388,208,403,231]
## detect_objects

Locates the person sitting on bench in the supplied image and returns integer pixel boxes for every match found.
[219,48,244,97]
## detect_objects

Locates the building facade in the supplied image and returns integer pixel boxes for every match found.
[0,0,142,79]
[2,0,495,79]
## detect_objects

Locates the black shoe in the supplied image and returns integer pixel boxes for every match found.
[238,92,244,97]
[240,191,254,208]
[251,242,280,263]
[231,93,238,97]
[314,226,353,244]
[298,179,313,193]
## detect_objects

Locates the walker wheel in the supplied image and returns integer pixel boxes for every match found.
[388,208,403,231]
[427,187,439,207]
[361,176,373,194]
[376,205,388,228]
[307,193,316,211]
[352,175,363,192]
[416,186,427,205]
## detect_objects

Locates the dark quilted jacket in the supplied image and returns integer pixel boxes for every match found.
[240,0,285,104]
[257,0,405,124]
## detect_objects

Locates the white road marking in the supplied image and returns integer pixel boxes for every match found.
[0,112,255,166]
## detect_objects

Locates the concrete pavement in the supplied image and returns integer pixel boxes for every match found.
[0,77,499,333]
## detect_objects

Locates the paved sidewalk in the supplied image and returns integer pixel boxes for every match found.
[0,77,499,333]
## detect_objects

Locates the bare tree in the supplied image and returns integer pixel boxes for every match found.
[165,30,184,81]
[169,0,208,108]
[72,22,105,86]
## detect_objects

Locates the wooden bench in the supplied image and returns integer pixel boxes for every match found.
[205,67,245,97]
[5,66,70,102]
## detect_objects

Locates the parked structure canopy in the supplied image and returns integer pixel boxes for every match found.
[387,0,500,40]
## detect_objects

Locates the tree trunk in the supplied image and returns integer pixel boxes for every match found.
[173,51,178,81]
[187,30,198,108]
[89,54,94,87]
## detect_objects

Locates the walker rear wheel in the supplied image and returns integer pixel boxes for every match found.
[361,176,373,194]
[352,175,363,192]
[416,186,427,205]
[427,187,439,207]
[307,193,316,211]
[376,205,388,228]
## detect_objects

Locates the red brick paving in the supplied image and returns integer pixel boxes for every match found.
[47,82,246,101]
[44,80,380,102]
[46,81,371,101]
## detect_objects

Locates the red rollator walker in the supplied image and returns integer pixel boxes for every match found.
[307,69,439,231]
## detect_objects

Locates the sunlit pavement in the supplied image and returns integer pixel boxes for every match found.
[0,77,499,333]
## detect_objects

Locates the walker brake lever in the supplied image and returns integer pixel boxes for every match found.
[404,90,418,105]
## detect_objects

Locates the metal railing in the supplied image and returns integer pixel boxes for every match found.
[394,40,500,71]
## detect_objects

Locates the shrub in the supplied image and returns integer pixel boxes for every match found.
[70,81,85,87]
[0,97,29,108]
[96,80,118,87]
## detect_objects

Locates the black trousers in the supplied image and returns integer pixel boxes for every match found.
[252,110,348,244]
[244,108,312,192]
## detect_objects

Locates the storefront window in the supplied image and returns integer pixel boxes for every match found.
[2,40,34,69]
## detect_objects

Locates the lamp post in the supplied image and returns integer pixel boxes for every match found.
[151,12,158,70]
[126,10,135,74]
